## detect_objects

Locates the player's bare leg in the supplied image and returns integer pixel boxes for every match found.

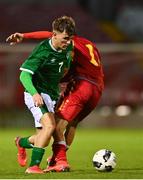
[34,113,55,147]
[65,120,78,147]
[44,118,70,172]
[46,117,79,171]
[26,113,56,174]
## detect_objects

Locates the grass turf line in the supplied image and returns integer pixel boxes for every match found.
[0,128,143,178]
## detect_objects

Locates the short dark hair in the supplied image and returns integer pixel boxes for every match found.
[52,16,76,36]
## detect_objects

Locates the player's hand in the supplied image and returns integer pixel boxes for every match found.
[33,93,44,107]
[6,32,24,45]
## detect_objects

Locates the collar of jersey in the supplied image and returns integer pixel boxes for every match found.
[49,39,62,53]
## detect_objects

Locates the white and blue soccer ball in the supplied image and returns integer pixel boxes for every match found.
[92,149,116,172]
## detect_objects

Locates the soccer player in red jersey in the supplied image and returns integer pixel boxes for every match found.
[7,30,104,172]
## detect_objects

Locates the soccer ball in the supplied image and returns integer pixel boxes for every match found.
[92,149,116,172]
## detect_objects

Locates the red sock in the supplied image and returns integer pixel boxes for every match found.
[52,143,67,161]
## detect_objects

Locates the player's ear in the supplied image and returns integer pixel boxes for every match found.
[52,31,57,37]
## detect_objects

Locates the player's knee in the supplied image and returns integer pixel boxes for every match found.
[44,123,56,134]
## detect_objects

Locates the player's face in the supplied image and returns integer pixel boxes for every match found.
[52,31,73,50]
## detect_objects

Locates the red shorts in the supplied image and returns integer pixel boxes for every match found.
[56,79,102,122]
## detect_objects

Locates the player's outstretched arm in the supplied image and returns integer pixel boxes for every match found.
[23,31,52,39]
[6,31,52,45]
[6,32,24,45]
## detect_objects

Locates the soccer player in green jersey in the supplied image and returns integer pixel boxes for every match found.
[14,16,75,174]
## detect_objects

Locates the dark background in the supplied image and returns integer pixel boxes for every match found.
[0,0,143,128]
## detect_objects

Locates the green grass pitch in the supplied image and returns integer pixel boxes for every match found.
[0,128,143,179]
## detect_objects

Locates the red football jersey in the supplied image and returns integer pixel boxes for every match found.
[24,31,104,91]
[72,36,104,91]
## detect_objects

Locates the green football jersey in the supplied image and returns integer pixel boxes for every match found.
[20,39,73,100]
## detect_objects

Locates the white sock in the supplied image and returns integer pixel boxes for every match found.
[57,141,66,147]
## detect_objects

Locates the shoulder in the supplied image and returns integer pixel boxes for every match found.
[33,39,50,52]
[73,35,93,44]
[73,35,98,49]
[38,39,50,48]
